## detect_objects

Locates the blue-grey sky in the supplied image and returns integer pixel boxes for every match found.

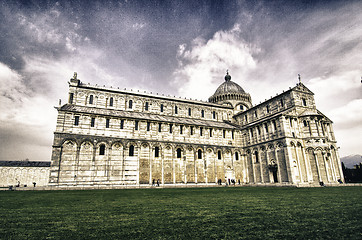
[0,0,361,160]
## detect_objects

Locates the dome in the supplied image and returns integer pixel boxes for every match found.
[213,79,246,96]
[208,72,252,109]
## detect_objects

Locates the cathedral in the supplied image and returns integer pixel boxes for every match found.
[49,72,344,187]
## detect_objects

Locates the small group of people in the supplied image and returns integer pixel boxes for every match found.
[152,179,160,187]
[218,178,241,186]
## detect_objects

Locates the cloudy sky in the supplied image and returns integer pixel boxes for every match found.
[0,0,361,160]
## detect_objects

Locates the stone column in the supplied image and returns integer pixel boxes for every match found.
[161,146,164,185]
[91,143,97,183]
[75,146,81,183]
[204,147,208,184]
[251,152,256,183]
[107,146,112,181]
[335,148,344,182]
[295,146,303,183]
[173,145,176,184]
[284,145,293,183]
[301,147,312,182]
[194,150,197,184]
[265,149,270,182]
[322,151,330,183]
[243,154,248,183]
[259,150,264,183]
[274,148,282,183]
[329,153,337,182]
[56,146,63,184]
[313,151,322,182]
[149,145,152,185]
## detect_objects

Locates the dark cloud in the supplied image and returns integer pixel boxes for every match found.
[0,0,361,159]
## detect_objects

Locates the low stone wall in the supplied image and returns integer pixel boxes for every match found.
[0,161,50,187]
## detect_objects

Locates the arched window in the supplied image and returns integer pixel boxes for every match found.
[200,127,203,136]
[302,98,307,106]
[160,104,164,112]
[175,106,178,114]
[218,150,222,160]
[303,120,308,127]
[69,93,74,104]
[155,147,159,158]
[235,152,239,160]
[201,110,204,118]
[254,151,259,163]
[188,108,192,116]
[198,149,202,159]
[129,100,133,109]
[89,95,94,104]
[129,145,134,156]
[99,144,105,155]
[145,102,149,111]
[74,116,79,126]
[176,148,182,158]
[212,111,216,119]
[109,97,113,107]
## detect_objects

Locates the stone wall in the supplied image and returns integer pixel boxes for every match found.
[0,165,49,187]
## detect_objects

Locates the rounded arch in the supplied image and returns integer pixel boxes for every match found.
[96,141,108,149]
[186,145,194,152]
[314,147,324,152]
[206,147,214,154]
[112,141,124,149]
[276,142,284,149]
[306,147,314,152]
[80,139,94,147]
[61,138,78,147]
[197,149,203,159]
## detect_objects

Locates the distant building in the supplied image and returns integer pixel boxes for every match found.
[48,72,344,186]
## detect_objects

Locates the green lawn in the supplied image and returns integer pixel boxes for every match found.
[0,186,361,239]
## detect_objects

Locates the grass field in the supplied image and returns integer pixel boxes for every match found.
[0,186,361,239]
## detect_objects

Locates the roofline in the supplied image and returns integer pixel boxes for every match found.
[75,83,233,109]
[233,83,314,118]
